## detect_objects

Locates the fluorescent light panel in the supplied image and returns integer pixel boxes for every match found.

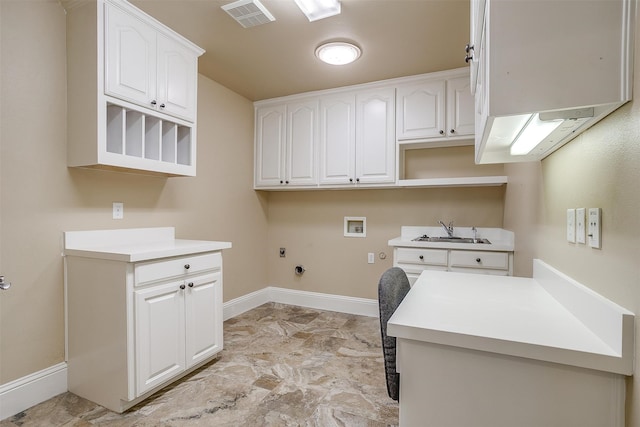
[510,114,563,155]
[294,0,341,21]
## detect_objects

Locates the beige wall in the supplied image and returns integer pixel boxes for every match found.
[266,186,505,299]
[0,1,266,384]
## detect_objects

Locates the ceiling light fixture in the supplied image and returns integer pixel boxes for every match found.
[315,42,361,65]
[294,0,341,22]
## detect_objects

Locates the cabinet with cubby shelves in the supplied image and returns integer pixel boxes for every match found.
[66,0,204,177]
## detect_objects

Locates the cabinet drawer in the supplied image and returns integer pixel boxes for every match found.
[395,248,448,266]
[449,250,509,270]
[135,252,221,285]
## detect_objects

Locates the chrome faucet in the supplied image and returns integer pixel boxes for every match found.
[472,226,478,243]
[438,220,454,238]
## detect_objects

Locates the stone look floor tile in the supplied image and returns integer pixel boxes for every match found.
[0,303,398,427]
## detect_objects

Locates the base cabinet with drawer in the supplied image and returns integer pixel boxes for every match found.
[394,247,513,285]
[64,229,230,413]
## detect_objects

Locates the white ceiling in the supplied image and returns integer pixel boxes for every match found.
[130,0,471,101]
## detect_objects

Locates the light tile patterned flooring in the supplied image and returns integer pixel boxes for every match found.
[1,303,399,426]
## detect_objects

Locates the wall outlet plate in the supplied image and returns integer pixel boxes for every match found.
[576,208,586,244]
[112,202,124,220]
[566,209,575,243]
[588,208,601,249]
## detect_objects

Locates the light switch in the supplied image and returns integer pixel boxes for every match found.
[368,253,375,264]
[576,208,586,244]
[588,208,601,249]
[566,209,575,243]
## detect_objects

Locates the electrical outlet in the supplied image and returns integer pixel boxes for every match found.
[588,208,601,249]
[279,248,286,257]
[566,209,575,243]
[576,208,586,244]
[368,253,374,264]
[112,202,124,220]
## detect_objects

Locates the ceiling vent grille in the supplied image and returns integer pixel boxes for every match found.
[222,0,276,28]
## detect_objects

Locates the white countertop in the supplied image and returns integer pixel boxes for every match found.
[388,260,634,375]
[63,227,232,262]
[388,226,515,251]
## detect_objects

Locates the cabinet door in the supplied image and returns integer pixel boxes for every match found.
[286,100,318,186]
[156,34,198,122]
[104,3,157,108]
[355,88,396,184]
[185,273,223,367]
[135,280,186,395]
[396,80,445,140]
[319,94,356,185]
[255,105,286,187]
[446,76,475,137]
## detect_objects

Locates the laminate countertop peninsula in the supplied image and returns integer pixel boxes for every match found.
[387,259,634,427]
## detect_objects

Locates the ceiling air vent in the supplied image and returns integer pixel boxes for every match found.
[222,0,276,28]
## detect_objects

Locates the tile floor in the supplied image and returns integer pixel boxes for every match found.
[1,303,399,426]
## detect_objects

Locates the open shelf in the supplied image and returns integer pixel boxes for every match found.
[104,102,195,176]
[397,144,506,188]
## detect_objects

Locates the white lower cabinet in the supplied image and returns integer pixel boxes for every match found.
[134,272,222,395]
[66,250,224,413]
[394,247,512,284]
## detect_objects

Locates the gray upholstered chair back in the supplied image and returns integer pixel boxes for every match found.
[378,267,411,401]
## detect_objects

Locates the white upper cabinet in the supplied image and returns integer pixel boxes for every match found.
[396,80,445,140]
[319,93,357,185]
[254,100,318,188]
[67,0,204,177]
[104,4,157,111]
[446,76,475,137]
[473,0,634,163]
[255,105,286,187]
[319,89,395,186]
[105,2,198,122]
[396,68,474,144]
[254,68,487,191]
[155,34,199,121]
[355,88,396,184]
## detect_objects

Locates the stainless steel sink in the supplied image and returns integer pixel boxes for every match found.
[412,235,491,244]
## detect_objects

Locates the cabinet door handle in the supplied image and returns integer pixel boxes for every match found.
[188,282,194,288]
[476,258,481,263]
[184,264,191,270]
[159,103,166,109]
[280,180,284,184]
[285,180,289,184]
[450,129,455,134]
[356,178,360,183]
[419,255,424,260]
[439,130,444,135]
[150,100,157,106]
[180,284,186,290]
[349,178,353,182]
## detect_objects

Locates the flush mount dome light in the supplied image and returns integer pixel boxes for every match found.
[315,42,361,65]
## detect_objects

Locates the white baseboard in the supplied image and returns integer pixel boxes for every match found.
[0,362,67,421]
[2,288,378,421]
[224,286,379,320]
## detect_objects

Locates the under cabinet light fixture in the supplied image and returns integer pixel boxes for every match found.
[315,41,361,65]
[510,113,563,155]
[294,0,341,21]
